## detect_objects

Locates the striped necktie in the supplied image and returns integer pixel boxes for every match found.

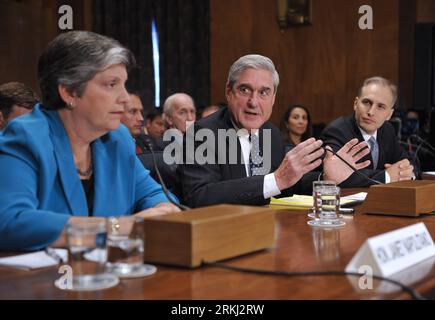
[368,136,379,169]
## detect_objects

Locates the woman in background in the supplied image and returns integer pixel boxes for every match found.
[0,31,179,251]
[282,104,313,150]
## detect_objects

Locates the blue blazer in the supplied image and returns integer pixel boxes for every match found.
[0,105,176,251]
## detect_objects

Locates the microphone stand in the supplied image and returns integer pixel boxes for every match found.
[143,138,190,211]
[410,134,435,155]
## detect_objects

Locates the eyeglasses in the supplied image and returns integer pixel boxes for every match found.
[234,85,274,100]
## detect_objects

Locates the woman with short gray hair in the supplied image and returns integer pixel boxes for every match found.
[0,31,179,251]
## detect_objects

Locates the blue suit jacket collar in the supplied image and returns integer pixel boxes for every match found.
[42,107,118,216]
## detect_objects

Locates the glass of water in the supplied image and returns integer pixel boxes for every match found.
[106,216,156,278]
[55,219,119,291]
[307,180,345,228]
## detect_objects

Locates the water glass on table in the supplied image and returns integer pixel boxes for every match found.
[307,180,345,228]
[106,216,156,278]
[55,219,119,291]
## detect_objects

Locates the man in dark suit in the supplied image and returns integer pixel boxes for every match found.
[320,76,416,187]
[178,54,371,207]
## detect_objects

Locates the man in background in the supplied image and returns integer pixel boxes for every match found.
[144,108,165,139]
[120,92,147,154]
[0,82,39,129]
[140,108,167,151]
[320,76,416,186]
[162,93,196,145]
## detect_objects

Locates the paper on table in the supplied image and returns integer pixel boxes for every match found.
[341,192,367,201]
[0,249,68,270]
[423,171,435,176]
[270,194,357,210]
[271,192,367,210]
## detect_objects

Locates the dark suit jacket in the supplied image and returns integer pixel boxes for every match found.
[320,114,417,187]
[178,107,316,207]
[136,134,167,152]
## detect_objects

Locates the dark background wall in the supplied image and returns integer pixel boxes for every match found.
[0,0,91,97]
[1,0,435,127]
[210,0,435,126]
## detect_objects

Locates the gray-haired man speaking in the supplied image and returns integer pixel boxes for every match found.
[178,54,370,207]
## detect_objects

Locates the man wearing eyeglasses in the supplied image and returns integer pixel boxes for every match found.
[320,76,417,187]
[0,82,39,130]
[178,54,371,208]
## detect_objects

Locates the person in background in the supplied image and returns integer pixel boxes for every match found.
[0,81,39,130]
[401,109,422,140]
[401,109,434,172]
[320,76,417,187]
[137,108,167,152]
[162,93,196,145]
[281,104,313,150]
[200,105,220,119]
[120,92,146,154]
[0,31,179,251]
[144,108,165,139]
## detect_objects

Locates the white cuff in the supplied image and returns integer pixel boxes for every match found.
[263,173,281,199]
[385,171,390,183]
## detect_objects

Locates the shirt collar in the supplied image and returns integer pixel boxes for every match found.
[230,118,259,138]
[358,127,377,142]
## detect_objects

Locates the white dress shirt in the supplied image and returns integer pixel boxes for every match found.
[232,122,281,199]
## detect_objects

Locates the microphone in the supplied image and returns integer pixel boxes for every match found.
[400,141,435,158]
[322,147,383,185]
[410,134,435,155]
[142,137,190,211]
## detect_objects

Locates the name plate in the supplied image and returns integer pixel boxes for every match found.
[346,222,435,277]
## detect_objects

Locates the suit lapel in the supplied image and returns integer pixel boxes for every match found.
[92,135,118,214]
[376,126,386,168]
[233,137,247,178]
[222,109,247,178]
[46,110,88,216]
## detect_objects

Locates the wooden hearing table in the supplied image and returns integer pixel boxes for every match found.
[0,189,434,300]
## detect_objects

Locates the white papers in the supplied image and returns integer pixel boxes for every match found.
[341,192,367,202]
[0,249,68,270]
[423,171,435,176]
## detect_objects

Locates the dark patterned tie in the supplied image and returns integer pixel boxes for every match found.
[249,133,265,176]
[368,136,379,169]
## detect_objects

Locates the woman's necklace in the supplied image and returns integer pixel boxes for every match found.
[76,163,93,178]
[76,148,93,178]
